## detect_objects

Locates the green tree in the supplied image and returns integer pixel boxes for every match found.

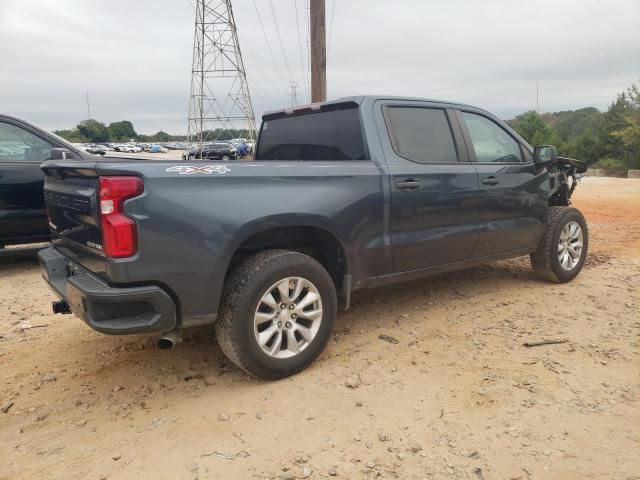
[77,119,109,143]
[108,121,137,141]
[53,129,89,143]
[509,111,551,146]
[599,95,630,161]
[610,83,640,168]
[507,82,640,167]
[152,131,170,142]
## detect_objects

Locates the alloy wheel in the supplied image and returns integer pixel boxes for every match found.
[253,277,323,359]
[558,221,584,270]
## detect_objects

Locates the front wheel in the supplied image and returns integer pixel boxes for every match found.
[215,250,337,379]
[531,206,588,283]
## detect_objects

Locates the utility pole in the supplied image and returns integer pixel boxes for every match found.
[86,92,91,120]
[536,81,540,114]
[310,0,326,103]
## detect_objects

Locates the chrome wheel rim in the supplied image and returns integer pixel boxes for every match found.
[253,277,323,359]
[558,221,583,270]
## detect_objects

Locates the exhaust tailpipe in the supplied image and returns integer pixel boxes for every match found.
[157,330,182,351]
[52,300,71,315]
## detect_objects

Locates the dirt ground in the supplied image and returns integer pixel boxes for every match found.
[1,177,638,480]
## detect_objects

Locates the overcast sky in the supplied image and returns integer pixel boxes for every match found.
[0,0,638,134]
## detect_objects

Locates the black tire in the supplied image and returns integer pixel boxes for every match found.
[531,206,588,283]
[215,249,337,379]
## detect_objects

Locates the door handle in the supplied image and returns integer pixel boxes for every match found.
[481,176,499,186]
[396,179,422,190]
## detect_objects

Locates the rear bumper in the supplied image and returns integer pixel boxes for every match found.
[38,246,176,335]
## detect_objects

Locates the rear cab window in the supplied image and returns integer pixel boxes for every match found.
[255,104,367,161]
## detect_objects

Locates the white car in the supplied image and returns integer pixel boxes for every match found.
[120,145,142,153]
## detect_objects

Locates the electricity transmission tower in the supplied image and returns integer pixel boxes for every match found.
[187,0,257,150]
[289,81,300,107]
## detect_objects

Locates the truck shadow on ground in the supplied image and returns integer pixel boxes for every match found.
[59,257,544,387]
[7,252,612,397]
[0,249,41,272]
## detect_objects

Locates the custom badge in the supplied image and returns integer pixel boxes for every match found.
[166,165,231,175]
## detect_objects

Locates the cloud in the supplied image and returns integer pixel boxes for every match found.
[0,0,638,134]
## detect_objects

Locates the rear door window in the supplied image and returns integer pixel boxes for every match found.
[0,122,52,162]
[256,108,367,161]
[384,107,459,164]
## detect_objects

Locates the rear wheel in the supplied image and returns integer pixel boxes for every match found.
[531,206,588,283]
[215,250,337,379]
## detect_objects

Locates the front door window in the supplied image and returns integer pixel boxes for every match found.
[462,112,522,163]
[0,122,52,162]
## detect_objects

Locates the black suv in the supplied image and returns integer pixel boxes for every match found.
[0,115,87,249]
[182,142,237,161]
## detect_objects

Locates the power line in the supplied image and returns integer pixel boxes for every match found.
[237,29,278,89]
[268,0,294,84]
[236,33,286,112]
[293,0,310,101]
[251,0,287,89]
[327,0,336,54]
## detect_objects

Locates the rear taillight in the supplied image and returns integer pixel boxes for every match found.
[98,176,143,258]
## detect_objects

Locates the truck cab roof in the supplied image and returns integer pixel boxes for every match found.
[262,95,493,120]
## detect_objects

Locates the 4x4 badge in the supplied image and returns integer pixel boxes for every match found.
[166,165,231,175]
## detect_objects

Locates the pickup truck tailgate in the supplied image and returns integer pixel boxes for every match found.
[44,165,100,243]
[42,161,108,275]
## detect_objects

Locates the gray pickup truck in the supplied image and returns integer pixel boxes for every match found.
[39,96,588,379]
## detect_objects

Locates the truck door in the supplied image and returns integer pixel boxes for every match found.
[455,110,548,257]
[0,120,52,243]
[375,101,481,272]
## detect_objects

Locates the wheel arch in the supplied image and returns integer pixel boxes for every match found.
[224,218,352,299]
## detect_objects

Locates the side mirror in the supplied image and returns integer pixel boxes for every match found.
[49,148,80,161]
[533,145,558,165]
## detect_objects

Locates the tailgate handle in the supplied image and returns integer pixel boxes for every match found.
[396,179,422,190]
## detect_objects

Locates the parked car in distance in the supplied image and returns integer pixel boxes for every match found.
[0,115,88,249]
[85,144,107,155]
[231,138,254,154]
[114,144,142,153]
[39,95,588,380]
[165,142,185,150]
[145,145,168,153]
[182,142,237,160]
[72,143,89,152]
